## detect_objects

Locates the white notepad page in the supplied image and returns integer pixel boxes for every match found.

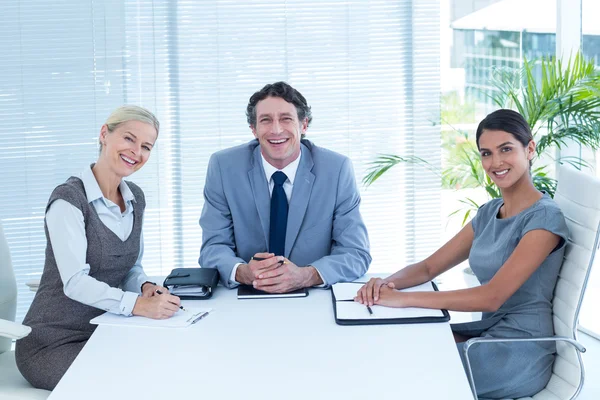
[332,281,444,320]
[90,308,212,328]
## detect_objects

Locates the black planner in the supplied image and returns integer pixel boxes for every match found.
[237,285,308,299]
[163,268,219,300]
[331,281,450,326]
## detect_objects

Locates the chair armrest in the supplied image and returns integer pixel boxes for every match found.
[0,318,32,340]
[465,335,586,353]
[462,336,586,399]
[25,279,41,292]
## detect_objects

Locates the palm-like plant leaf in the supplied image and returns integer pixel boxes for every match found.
[447,197,483,226]
[362,154,440,187]
[554,156,594,170]
[491,53,600,155]
[531,167,557,195]
[442,137,486,189]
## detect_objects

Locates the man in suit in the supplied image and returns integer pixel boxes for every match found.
[199,82,371,292]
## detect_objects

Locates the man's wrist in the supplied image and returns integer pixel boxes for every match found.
[304,266,323,287]
[235,264,251,285]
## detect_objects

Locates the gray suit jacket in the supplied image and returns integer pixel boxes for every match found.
[199,139,371,287]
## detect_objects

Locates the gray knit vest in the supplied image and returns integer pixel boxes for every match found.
[17,176,144,359]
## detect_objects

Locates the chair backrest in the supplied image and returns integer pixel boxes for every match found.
[0,220,18,354]
[543,166,600,399]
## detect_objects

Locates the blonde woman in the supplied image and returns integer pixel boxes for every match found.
[16,106,181,390]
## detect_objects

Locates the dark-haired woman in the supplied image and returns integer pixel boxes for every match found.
[356,109,568,399]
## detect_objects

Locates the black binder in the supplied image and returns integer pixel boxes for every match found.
[332,281,450,326]
[163,268,219,300]
[237,285,308,299]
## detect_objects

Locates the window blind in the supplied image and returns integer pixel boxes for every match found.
[0,0,441,322]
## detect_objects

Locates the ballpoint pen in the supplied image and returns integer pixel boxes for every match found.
[366,305,374,316]
[190,311,210,324]
[155,289,187,311]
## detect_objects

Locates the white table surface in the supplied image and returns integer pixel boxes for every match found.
[49,287,474,400]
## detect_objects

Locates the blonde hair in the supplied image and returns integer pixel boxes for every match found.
[99,105,160,151]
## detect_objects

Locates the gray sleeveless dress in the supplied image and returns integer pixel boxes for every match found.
[452,193,568,399]
[15,176,145,390]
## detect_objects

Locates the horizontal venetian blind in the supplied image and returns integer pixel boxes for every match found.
[0,0,441,322]
[0,0,125,322]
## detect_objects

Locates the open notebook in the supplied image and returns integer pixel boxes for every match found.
[331,281,449,325]
[90,308,212,328]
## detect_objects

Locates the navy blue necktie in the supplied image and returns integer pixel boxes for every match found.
[269,171,288,256]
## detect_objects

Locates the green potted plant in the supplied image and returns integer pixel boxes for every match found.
[364,52,600,225]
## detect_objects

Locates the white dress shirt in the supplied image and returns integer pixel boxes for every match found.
[229,152,325,286]
[45,166,148,316]
[261,154,300,205]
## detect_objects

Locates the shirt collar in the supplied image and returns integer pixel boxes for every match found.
[261,151,302,185]
[80,164,136,204]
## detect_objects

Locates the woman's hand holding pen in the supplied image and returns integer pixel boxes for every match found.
[141,283,169,298]
[132,290,182,319]
[355,277,396,307]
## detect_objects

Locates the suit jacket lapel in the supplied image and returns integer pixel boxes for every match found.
[285,144,315,258]
[248,146,270,249]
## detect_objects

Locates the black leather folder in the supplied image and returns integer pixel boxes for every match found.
[237,285,308,299]
[163,268,219,300]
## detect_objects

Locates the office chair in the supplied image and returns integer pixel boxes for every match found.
[0,220,51,399]
[463,167,597,400]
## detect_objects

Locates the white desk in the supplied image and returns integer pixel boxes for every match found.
[49,288,473,400]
